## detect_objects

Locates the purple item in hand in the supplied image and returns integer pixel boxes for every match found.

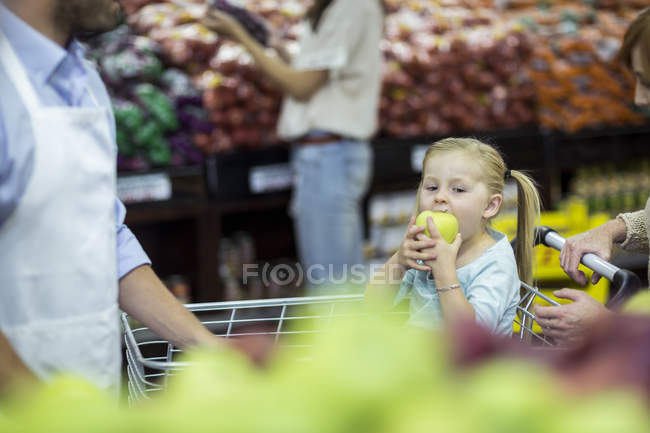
[211,0,269,46]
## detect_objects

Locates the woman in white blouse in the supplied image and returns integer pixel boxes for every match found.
[203,0,385,291]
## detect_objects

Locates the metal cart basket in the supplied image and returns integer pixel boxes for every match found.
[122,226,641,403]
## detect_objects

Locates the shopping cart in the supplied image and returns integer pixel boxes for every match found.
[123,294,411,403]
[122,226,642,403]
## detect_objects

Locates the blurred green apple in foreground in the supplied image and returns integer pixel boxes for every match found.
[415,211,458,243]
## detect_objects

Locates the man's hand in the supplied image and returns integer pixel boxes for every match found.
[119,266,273,366]
[535,289,613,346]
[225,333,275,367]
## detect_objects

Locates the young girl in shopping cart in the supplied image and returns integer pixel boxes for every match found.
[365,138,541,335]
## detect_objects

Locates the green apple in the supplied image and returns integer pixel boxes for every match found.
[415,211,458,243]
[621,291,650,315]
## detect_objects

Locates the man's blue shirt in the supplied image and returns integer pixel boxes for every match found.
[0,2,150,278]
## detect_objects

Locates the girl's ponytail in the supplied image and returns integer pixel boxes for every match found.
[510,170,541,286]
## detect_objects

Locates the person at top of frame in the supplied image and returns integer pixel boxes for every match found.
[365,138,541,335]
[201,0,385,292]
[535,8,650,346]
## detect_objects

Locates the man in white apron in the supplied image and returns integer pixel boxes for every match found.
[0,0,244,392]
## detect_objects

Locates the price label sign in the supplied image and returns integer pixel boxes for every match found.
[411,145,428,173]
[117,173,172,204]
[249,163,293,194]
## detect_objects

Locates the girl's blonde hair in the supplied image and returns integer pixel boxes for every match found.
[416,137,541,285]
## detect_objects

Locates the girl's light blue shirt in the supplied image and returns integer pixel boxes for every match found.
[395,229,520,335]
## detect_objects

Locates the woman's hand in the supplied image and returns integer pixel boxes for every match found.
[201,9,246,41]
[396,216,438,272]
[418,216,462,273]
[560,219,625,285]
[535,289,613,346]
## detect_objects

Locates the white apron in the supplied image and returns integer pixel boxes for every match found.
[0,30,121,390]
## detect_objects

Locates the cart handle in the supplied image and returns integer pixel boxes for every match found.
[534,226,642,308]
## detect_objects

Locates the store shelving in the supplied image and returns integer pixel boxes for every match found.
[122,123,650,301]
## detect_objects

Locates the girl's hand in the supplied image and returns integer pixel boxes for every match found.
[201,9,246,41]
[396,216,438,272]
[419,216,462,272]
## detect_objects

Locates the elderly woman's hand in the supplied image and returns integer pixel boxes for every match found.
[560,219,626,285]
[534,289,613,346]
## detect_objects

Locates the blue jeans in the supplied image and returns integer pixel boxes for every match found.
[290,139,372,292]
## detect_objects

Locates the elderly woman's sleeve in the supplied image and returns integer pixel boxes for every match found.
[616,205,649,254]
